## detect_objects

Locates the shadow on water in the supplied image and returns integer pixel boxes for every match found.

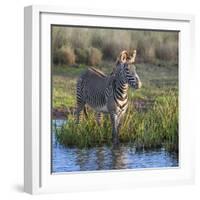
[52,120,178,173]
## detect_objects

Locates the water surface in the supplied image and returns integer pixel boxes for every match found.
[52,120,178,173]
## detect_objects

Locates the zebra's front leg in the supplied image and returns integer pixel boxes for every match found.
[96,112,103,126]
[110,113,121,145]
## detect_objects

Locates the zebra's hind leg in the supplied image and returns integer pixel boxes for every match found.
[110,113,121,146]
[76,102,86,124]
[96,112,102,126]
[76,78,86,124]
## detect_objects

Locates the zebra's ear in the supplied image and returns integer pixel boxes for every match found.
[128,50,137,64]
[118,50,129,64]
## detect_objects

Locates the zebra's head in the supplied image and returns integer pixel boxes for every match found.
[120,63,142,89]
[117,50,137,64]
[115,50,142,89]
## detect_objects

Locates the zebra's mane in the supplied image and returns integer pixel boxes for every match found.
[88,67,107,78]
[110,62,123,76]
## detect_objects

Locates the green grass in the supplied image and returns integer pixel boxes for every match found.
[53,76,77,108]
[52,64,87,77]
[52,63,178,109]
[55,90,178,152]
[52,63,178,152]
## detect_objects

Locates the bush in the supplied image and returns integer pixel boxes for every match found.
[74,48,89,64]
[70,29,91,49]
[52,27,68,50]
[53,47,75,65]
[155,42,178,63]
[74,48,103,66]
[91,33,104,49]
[53,49,60,65]
[52,27,178,65]
[102,42,118,60]
[137,39,156,63]
[88,48,102,66]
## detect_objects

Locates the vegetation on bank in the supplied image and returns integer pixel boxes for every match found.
[52,27,178,66]
[53,63,178,152]
[54,90,178,152]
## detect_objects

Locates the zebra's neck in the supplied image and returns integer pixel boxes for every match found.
[105,73,128,109]
[114,78,128,102]
[109,76,128,111]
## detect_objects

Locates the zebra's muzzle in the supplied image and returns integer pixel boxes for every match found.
[136,80,142,89]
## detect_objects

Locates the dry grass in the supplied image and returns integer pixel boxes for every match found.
[52,27,178,66]
[88,47,102,66]
[53,46,75,65]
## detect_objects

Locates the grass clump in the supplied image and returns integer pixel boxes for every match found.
[74,48,89,64]
[55,90,178,152]
[74,47,103,66]
[53,47,76,65]
[88,47,102,66]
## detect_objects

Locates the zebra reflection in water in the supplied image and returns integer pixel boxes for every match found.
[76,50,142,145]
[75,146,127,171]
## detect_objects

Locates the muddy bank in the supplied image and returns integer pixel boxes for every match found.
[52,107,76,119]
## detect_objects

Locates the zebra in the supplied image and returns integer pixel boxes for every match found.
[76,50,142,145]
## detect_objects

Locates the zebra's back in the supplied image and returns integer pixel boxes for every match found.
[77,68,110,112]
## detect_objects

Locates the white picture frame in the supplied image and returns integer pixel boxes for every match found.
[24,5,195,194]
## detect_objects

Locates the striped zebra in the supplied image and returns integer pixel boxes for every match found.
[76,50,142,145]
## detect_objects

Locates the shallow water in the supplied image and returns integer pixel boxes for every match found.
[52,120,178,173]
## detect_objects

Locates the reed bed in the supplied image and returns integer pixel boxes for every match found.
[55,90,178,152]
